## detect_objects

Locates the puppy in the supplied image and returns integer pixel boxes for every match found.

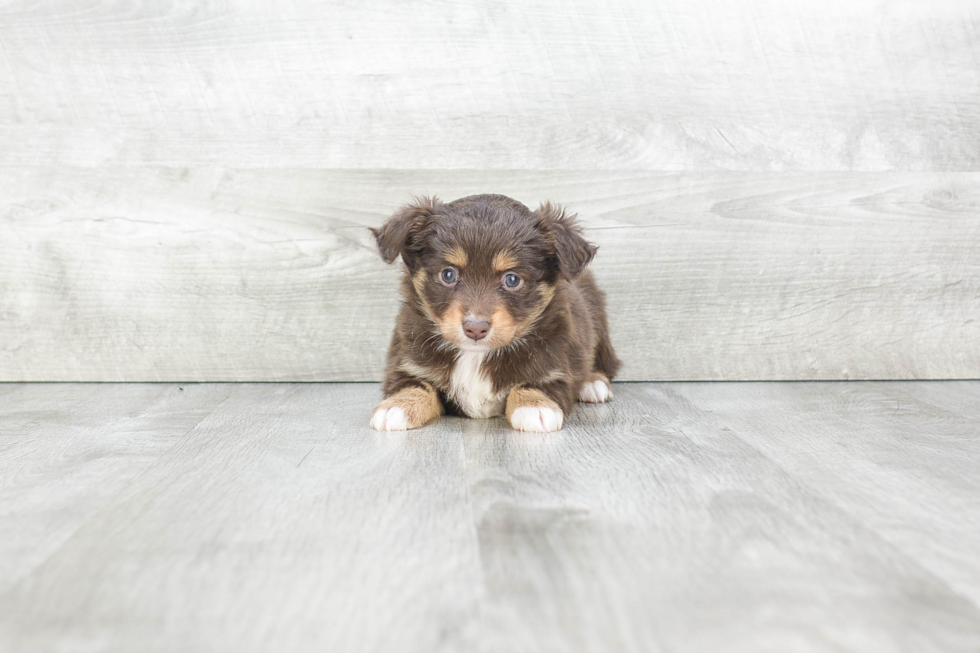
[369,194,620,433]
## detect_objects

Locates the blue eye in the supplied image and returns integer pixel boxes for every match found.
[440,267,458,285]
[503,272,521,289]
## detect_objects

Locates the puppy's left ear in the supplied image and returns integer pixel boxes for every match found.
[369,196,441,264]
[534,202,597,277]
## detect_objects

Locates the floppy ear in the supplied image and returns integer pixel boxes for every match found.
[369,196,441,264]
[534,202,597,277]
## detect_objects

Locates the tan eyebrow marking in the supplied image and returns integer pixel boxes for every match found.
[445,247,467,268]
[493,250,519,272]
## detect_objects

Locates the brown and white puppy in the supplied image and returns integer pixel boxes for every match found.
[369,194,620,433]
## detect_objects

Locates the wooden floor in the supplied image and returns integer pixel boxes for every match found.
[1,382,978,652]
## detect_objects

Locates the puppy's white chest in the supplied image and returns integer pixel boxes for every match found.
[450,351,506,418]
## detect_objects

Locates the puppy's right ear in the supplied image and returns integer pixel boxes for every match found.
[369,196,441,264]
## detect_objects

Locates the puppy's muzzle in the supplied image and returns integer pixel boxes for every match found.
[463,319,491,341]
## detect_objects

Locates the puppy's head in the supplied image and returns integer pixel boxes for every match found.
[371,194,596,352]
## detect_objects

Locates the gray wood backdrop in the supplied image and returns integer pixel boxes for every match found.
[1,0,977,382]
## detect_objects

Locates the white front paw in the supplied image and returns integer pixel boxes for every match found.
[578,379,611,403]
[370,406,408,431]
[509,406,564,432]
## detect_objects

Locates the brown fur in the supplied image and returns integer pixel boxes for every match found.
[505,385,561,419]
[492,250,519,272]
[376,383,443,429]
[370,194,621,430]
[445,247,468,268]
[587,371,611,386]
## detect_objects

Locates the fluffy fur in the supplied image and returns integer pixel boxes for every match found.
[369,194,620,433]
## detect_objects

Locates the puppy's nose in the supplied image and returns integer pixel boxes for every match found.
[463,320,491,341]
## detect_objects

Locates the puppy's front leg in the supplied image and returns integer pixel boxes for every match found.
[371,382,443,431]
[506,385,565,433]
[578,372,613,404]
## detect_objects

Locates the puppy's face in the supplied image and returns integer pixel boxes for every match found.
[372,195,596,352]
[413,221,555,351]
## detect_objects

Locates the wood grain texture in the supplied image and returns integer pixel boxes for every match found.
[673,381,980,607]
[1,168,978,381]
[0,383,234,593]
[0,384,484,653]
[1,381,979,652]
[0,0,977,170]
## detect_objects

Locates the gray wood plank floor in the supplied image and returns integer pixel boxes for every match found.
[0,382,978,652]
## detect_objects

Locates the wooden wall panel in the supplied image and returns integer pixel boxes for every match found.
[2,168,977,381]
[1,0,977,380]
[0,0,977,170]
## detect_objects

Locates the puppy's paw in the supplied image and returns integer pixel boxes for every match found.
[578,373,612,403]
[506,386,564,432]
[371,406,409,431]
[369,384,443,431]
[578,378,612,403]
[509,406,564,433]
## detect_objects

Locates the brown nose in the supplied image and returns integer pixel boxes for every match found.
[463,320,491,341]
